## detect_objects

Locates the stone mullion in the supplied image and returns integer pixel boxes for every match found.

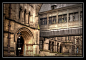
[67,9,69,28]
[57,10,58,24]
[78,7,80,26]
[47,14,49,29]
[50,41,52,52]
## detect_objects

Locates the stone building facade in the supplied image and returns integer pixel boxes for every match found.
[3,3,42,56]
[39,4,83,55]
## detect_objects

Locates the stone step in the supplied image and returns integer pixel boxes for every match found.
[39,51,57,56]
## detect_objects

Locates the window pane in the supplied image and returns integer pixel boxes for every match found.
[44,18,47,25]
[52,16,56,24]
[69,13,73,22]
[43,19,44,25]
[63,14,67,23]
[74,12,78,21]
[58,18,62,23]
[58,15,62,23]
[40,18,43,25]
[49,17,52,24]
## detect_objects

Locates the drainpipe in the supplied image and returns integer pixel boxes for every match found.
[8,4,11,56]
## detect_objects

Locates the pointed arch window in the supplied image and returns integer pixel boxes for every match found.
[24,9,26,24]
[19,6,22,20]
[28,12,30,24]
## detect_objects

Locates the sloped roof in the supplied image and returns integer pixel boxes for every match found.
[39,4,51,12]
[39,4,76,13]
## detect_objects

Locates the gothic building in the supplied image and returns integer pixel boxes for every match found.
[39,4,83,55]
[3,3,42,56]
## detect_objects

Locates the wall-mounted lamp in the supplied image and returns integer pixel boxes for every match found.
[17,31,22,35]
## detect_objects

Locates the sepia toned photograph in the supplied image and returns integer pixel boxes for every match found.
[2,2,84,58]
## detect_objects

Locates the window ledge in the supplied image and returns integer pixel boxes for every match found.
[58,22,67,24]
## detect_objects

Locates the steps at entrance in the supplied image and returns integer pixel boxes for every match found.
[39,51,57,56]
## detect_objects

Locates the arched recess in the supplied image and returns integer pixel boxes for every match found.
[14,27,34,56]
[15,27,34,42]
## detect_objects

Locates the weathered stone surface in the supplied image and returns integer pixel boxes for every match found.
[3,3,42,56]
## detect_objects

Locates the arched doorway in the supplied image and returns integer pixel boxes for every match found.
[16,36,24,56]
[15,27,34,56]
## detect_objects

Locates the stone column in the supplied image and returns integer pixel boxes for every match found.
[69,45,72,55]
[47,13,49,29]
[57,42,59,52]
[24,41,26,56]
[57,42,60,53]
[67,9,69,28]
[62,45,65,53]
[53,41,57,52]
[14,42,16,56]
[43,38,49,50]
[79,39,82,54]
[58,42,61,53]
[50,41,52,52]
[78,7,80,26]
[55,41,57,52]
[75,36,77,54]
[25,13,29,25]
[57,10,58,24]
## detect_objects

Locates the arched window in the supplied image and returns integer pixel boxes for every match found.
[24,9,26,24]
[19,6,22,20]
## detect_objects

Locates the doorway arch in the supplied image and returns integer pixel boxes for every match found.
[15,27,34,56]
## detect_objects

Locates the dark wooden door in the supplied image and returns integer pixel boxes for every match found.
[16,36,24,56]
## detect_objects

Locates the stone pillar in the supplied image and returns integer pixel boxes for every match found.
[67,9,69,28]
[43,38,49,50]
[75,37,76,54]
[50,42,52,52]
[24,41,26,56]
[14,42,16,56]
[69,45,72,55]
[54,41,57,52]
[62,45,65,53]
[58,46,60,53]
[47,13,49,29]
[25,13,29,25]
[57,10,58,24]
[24,44,26,56]
[57,42,61,53]
[57,42,59,52]
[78,7,80,26]
[53,41,57,52]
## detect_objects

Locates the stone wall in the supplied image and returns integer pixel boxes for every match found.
[3,3,40,56]
[40,35,82,55]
